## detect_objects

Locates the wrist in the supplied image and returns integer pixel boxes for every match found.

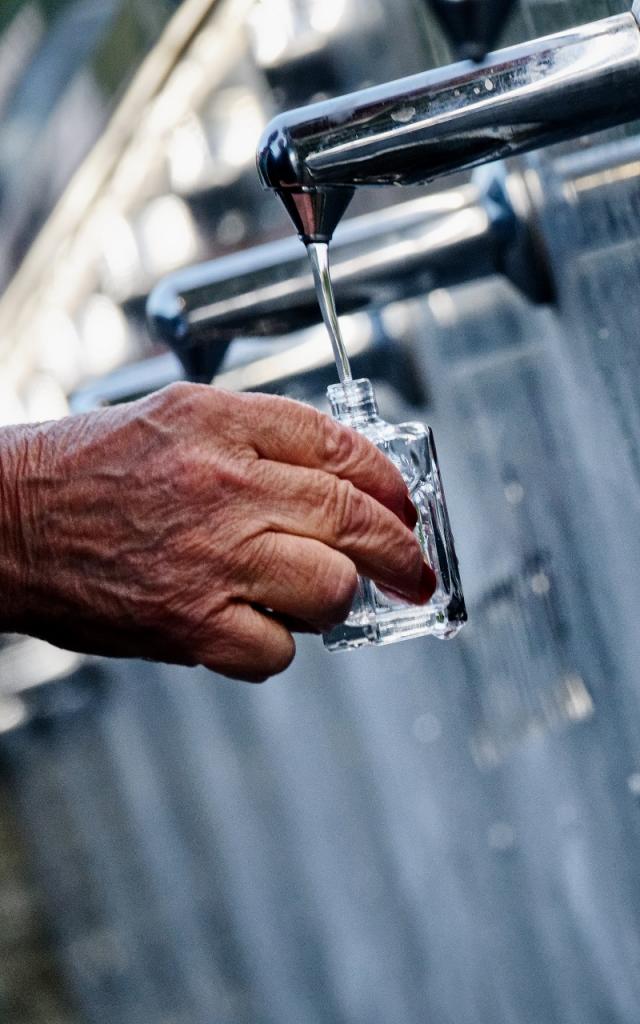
[0,424,41,632]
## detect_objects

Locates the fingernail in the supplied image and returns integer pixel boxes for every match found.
[404,494,418,530]
[419,561,437,603]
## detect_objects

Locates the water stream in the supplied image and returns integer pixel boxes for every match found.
[306,240,352,383]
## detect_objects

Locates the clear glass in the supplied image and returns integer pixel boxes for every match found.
[324,378,467,651]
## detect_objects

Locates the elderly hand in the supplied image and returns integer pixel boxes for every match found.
[0,382,435,682]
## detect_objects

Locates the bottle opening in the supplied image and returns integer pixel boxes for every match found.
[327,377,378,424]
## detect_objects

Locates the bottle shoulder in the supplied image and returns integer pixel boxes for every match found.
[359,418,430,445]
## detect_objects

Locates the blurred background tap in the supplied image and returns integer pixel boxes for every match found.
[427,0,519,60]
[146,161,554,383]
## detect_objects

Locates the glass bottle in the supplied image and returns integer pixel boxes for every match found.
[324,377,467,651]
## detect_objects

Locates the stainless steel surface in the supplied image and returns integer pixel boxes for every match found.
[147,166,552,380]
[257,9,640,240]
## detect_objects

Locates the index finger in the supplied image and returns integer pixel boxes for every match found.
[234,391,415,527]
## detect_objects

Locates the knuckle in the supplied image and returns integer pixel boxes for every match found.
[156,381,234,424]
[365,446,404,500]
[247,533,279,584]
[159,380,204,412]
[152,379,188,403]
[164,380,194,399]
[240,392,304,434]
[331,479,372,541]
[210,454,253,501]
[321,416,358,468]
[143,381,207,433]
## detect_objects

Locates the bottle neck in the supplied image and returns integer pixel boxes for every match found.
[327,377,379,427]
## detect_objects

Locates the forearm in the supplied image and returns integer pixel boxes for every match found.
[0,414,118,651]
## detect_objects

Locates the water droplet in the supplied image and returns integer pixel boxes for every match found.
[217,209,247,246]
[504,481,524,505]
[391,105,416,124]
[531,572,551,596]
[484,78,494,92]
[562,675,594,722]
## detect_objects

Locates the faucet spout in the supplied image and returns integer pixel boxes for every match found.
[258,9,640,242]
[147,164,553,381]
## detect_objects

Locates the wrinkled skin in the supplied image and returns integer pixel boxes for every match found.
[0,383,435,682]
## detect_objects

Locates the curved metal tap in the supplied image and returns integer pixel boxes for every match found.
[147,163,551,382]
[257,6,640,242]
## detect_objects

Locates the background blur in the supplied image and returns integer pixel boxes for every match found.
[2,1,640,1022]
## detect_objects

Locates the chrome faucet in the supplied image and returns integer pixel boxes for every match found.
[147,4,640,386]
[147,162,551,381]
[147,124,640,385]
[257,4,640,243]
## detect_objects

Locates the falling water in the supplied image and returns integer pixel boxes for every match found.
[306,241,353,383]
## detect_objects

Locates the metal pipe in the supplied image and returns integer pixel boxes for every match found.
[257,8,640,241]
[147,166,551,380]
